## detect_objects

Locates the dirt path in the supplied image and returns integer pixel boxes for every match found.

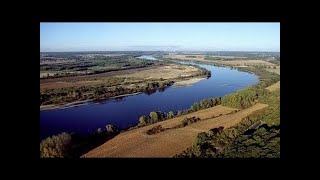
[266,81,280,91]
[82,103,268,158]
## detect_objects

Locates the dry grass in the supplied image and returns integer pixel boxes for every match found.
[266,81,280,91]
[117,64,200,80]
[40,64,203,91]
[82,103,268,158]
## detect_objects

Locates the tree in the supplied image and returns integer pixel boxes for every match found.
[191,102,201,111]
[40,132,72,158]
[139,115,149,125]
[167,111,175,119]
[150,111,160,123]
[105,124,118,134]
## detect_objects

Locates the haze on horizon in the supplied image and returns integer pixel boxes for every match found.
[40,23,280,52]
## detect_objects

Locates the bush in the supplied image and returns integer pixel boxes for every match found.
[40,132,72,158]
[167,111,175,119]
[105,124,118,134]
[149,111,160,123]
[139,115,149,125]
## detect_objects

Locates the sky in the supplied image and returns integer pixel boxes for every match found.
[40,23,280,52]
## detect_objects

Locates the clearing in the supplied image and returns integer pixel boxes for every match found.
[82,103,268,158]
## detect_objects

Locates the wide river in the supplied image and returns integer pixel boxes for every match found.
[40,60,258,139]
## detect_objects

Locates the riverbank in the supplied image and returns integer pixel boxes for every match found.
[40,92,143,111]
[40,99,94,111]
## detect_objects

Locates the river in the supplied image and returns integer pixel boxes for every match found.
[40,60,258,139]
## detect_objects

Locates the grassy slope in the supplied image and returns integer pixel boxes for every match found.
[82,104,268,157]
[175,82,280,158]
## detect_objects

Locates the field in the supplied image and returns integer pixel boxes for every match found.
[117,64,201,80]
[266,81,280,91]
[82,103,267,158]
[40,66,155,91]
[164,54,280,76]
[40,62,210,107]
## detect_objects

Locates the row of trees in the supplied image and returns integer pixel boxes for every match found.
[221,86,269,109]
[190,98,221,112]
[137,97,223,127]
[40,80,175,106]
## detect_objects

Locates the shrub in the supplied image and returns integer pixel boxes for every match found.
[40,132,72,158]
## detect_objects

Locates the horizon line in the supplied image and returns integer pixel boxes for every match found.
[40,50,280,53]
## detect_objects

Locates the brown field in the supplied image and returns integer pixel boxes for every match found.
[82,103,268,158]
[266,81,280,91]
[117,64,201,80]
[40,66,158,91]
[40,64,205,91]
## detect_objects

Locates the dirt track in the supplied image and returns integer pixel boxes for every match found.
[82,103,268,158]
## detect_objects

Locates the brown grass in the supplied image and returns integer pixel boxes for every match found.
[40,64,203,91]
[117,64,200,80]
[82,103,268,158]
[266,81,280,91]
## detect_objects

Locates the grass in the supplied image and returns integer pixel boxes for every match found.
[82,104,267,157]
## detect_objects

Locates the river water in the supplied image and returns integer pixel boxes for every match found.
[40,61,258,139]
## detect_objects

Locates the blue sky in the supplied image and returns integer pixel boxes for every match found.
[40,23,280,52]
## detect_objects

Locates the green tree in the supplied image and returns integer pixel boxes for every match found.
[150,111,160,123]
[167,111,175,119]
[139,115,149,125]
